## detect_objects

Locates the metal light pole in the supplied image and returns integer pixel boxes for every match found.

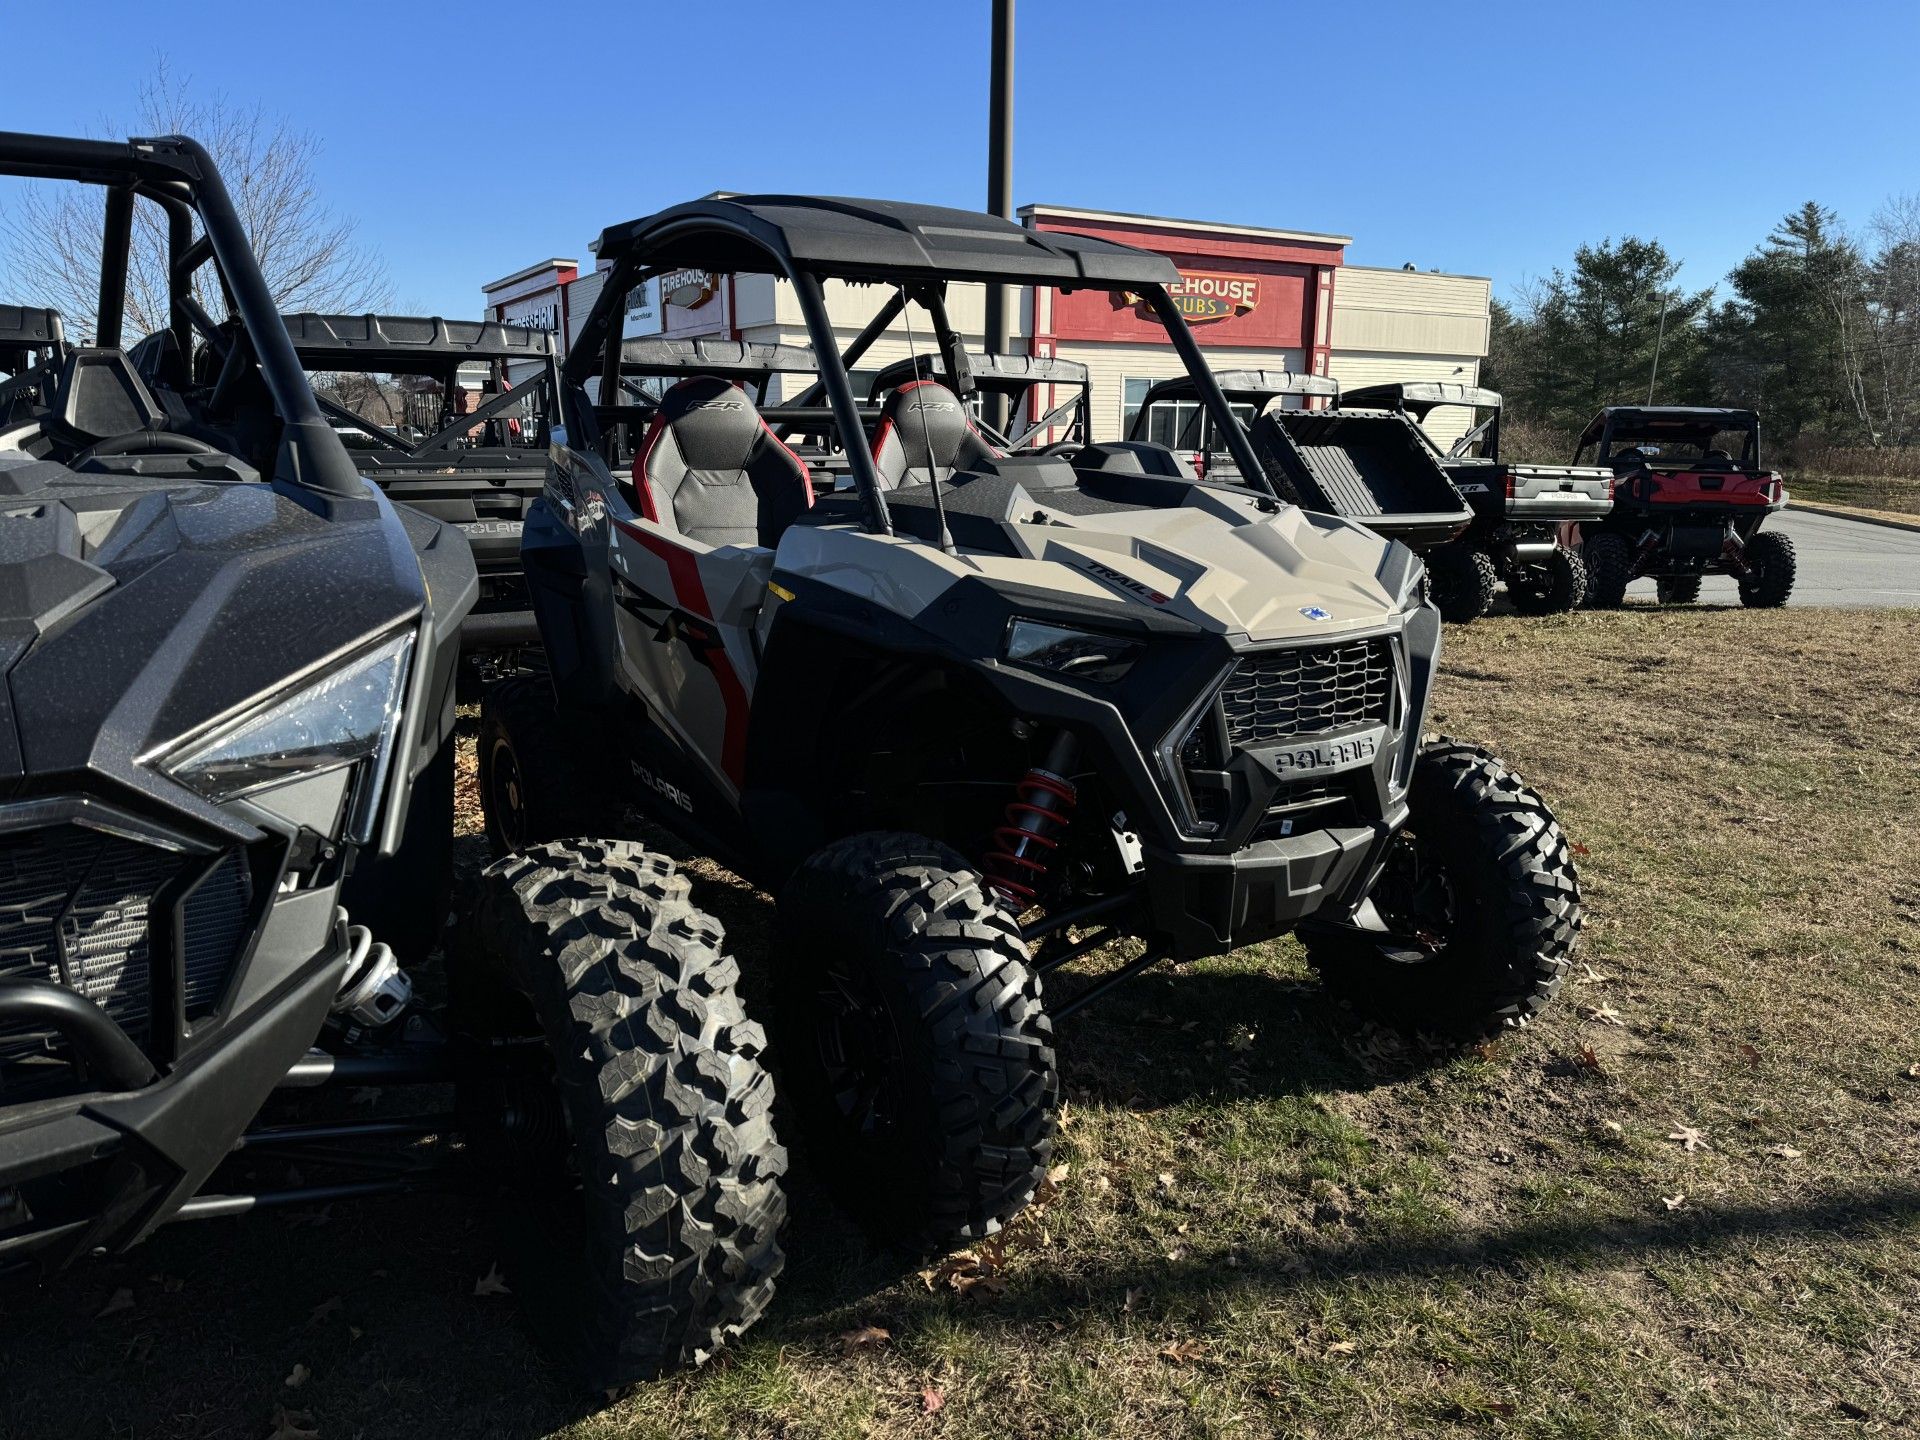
[1647,291,1670,405]
[983,0,1014,426]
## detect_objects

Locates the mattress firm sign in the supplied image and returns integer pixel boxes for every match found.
[1152,271,1261,322]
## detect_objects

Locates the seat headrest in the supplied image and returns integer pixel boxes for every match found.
[654,375,763,471]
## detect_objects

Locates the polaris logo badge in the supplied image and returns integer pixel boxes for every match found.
[1299,605,1332,621]
[630,760,693,813]
[1271,732,1379,776]
[1081,557,1170,605]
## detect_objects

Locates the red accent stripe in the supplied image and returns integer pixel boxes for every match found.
[611,516,750,785]
[631,410,669,522]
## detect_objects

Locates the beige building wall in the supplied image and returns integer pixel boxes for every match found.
[1328,266,1491,448]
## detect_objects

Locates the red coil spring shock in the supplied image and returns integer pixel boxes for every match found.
[982,732,1080,907]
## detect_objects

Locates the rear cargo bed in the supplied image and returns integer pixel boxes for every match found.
[1251,409,1471,548]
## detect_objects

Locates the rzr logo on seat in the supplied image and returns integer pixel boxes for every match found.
[907,399,958,413]
[688,398,746,412]
[1080,557,1170,605]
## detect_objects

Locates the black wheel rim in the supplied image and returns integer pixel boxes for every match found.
[488,737,528,853]
[1369,828,1459,962]
[813,965,906,1140]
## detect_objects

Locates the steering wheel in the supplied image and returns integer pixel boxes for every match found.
[72,430,219,466]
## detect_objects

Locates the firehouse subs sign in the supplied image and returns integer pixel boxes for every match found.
[662,269,719,310]
[1130,270,1261,323]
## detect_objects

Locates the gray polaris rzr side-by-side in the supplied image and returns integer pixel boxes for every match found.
[1343,382,1614,621]
[483,194,1582,1257]
[0,132,783,1392]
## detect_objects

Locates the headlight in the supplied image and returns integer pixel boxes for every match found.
[1004,618,1143,684]
[163,632,415,844]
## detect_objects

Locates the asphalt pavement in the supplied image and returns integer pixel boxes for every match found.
[1621,508,1920,608]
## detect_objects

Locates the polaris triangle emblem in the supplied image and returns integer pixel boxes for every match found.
[1300,606,1332,621]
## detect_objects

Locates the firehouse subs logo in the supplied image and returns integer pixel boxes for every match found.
[1127,271,1261,323]
[661,269,719,309]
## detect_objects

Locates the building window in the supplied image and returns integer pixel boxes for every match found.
[1122,377,1153,437]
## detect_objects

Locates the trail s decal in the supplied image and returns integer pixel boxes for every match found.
[1079,557,1171,605]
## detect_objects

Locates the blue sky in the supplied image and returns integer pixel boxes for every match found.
[7,0,1919,317]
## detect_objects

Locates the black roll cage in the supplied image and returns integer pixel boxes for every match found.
[284,313,555,457]
[0,130,363,498]
[1575,407,1762,468]
[563,202,1279,539]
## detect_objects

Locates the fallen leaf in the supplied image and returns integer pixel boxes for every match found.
[1570,841,1591,857]
[96,1287,135,1318]
[267,1408,321,1440]
[1325,1340,1358,1357]
[1159,1338,1211,1366]
[284,1363,311,1390]
[921,1386,945,1415]
[1575,1045,1605,1073]
[307,1296,343,1327]
[1766,1144,1803,1159]
[124,1335,153,1363]
[1587,1004,1624,1027]
[1046,1163,1070,1186]
[838,1324,891,1355]
[1156,1171,1175,1190]
[1737,1043,1762,1068]
[1226,1025,1256,1053]
[1123,1286,1146,1314]
[1667,1125,1710,1153]
[473,1263,511,1298]
[1662,1194,1687,1211]
[1602,1120,1624,1134]
[1576,964,1614,985]
[1905,1063,1920,1081]
[1165,1245,1189,1261]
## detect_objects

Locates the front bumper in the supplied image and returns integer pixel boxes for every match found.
[0,925,349,1266]
[1140,814,1400,958]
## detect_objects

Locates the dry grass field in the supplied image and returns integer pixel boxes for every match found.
[3,607,1917,1440]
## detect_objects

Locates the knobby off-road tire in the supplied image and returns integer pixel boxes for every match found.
[468,840,787,1390]
[1655,575,1703,605]
[772,831,1057,1256]
[478,676,618,857]
[1580,533,1633,609]
[1738,529,1797,607]
[1427,543,1499,624]
[1304,741,1583,1041]
[1508,545,1587,616]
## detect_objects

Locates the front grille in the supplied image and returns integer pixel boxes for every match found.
[0,824,255,1064]
[1219,637,1394,749]
[182,852,252,1020]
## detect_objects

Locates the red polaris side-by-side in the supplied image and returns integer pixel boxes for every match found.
[1573,406,1795,608]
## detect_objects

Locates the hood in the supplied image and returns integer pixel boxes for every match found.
[782,481,1413,648]
[0,453,427,830]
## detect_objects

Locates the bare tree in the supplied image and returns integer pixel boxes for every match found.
[0,64,390,341]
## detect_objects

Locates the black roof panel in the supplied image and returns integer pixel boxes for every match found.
[281,313,554,370]
[1343,380,1501,415]
[595,195,1180,288]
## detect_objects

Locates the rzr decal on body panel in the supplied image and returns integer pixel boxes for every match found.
[610,517,751,784]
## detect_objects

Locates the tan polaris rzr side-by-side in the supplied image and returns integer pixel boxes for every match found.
[480,194,1584,1275]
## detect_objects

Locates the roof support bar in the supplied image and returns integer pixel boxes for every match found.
[792,271,892,537]
[1141,284,1280,508]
